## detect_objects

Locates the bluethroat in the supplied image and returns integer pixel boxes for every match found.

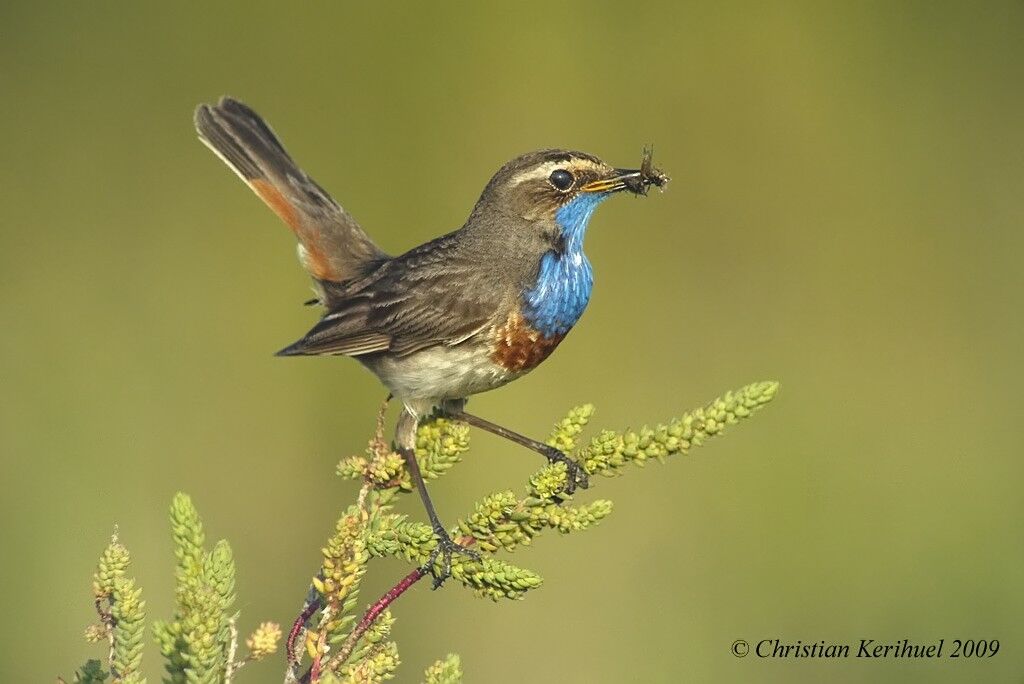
[194,97,667,585]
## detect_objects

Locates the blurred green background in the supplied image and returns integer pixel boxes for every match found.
[2,2,1022,682]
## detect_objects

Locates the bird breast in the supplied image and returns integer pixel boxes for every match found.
[490,309,566,373]
[521,248,594,338]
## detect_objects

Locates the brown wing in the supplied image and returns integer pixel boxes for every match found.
[194,97,386,288]
[276,233,501,357]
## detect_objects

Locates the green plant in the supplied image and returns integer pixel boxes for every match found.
[66,381,778,683]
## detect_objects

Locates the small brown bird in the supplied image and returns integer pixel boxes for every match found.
[194,97,667,585]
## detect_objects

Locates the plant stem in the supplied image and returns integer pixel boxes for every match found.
[286,596,321,666]
[304,535,476,681]
[224,616,239,682]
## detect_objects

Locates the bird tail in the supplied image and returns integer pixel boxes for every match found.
[194,97,386,287]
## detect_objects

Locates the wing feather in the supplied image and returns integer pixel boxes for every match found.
[276,233,504,358]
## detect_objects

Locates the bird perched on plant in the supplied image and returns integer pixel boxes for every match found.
[194,97,667,585]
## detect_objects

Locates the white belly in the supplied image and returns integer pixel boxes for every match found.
[362,344,521,414]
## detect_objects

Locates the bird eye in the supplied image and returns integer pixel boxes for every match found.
[549,169,574,191]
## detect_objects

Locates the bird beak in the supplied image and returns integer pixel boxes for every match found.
[579,168,644,195]
[580,163,669,196]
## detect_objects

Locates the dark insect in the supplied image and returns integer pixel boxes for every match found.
[624,146,670,196]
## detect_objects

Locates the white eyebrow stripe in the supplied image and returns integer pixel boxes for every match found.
[508,161,567,187]
[508,158,604,188]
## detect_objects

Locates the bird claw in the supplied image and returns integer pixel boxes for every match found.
[421,530,480,589]
[542,446,589,494]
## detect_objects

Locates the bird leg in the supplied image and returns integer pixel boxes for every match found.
[396,409,478,588]
[444,409,589,494]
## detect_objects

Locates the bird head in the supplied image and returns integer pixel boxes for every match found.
[465,149,667,250]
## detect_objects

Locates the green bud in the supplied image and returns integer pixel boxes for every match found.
[424,653,463,684]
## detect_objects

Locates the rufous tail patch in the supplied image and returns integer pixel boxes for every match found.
[249,178,338,281]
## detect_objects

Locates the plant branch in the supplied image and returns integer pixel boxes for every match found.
[224,615,239,682]
[326,534,476,673]
[286,595,321,667]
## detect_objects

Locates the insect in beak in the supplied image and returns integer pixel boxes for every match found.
[580,148,670,196]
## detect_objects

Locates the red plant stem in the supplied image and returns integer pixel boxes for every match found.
[286,598,321,665]
[339,567,425,659]
[330,535,477,669]
[367,568,423,624]
[309,637,325,683]
[298,567,427,683]
[303,531,476,682]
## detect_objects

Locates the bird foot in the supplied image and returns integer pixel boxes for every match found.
[542,446,589,494]
[421,529,480,589]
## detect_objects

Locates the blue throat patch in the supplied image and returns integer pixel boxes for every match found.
[523,192,608,337]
